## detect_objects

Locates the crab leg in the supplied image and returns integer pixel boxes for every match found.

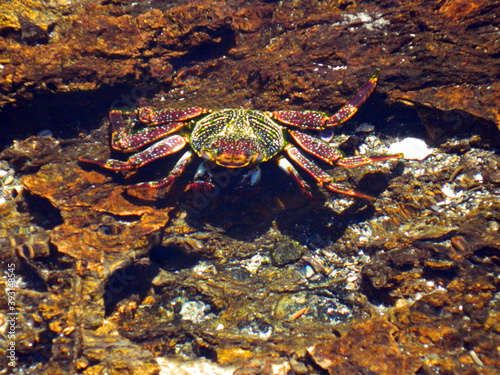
[271,110,329,130]
[288,130,343,164]
[285,145,331,183]
[275,156,312,196]
[189,161,216,191]
[272,70,380,130]
[285,145,375,200]
[325,69,379,127]
[289,127,402,168]
[324,182,375,200]
[110,110,187,152]
[127,150,194,190]
[137,105,206,126]
[336,153,403,168]
[79,135,187,170]
[238,167,262,188]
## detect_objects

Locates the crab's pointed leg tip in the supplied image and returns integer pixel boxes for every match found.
[79,156,95,163]
[354,193,376,201]
[349,191,376,201]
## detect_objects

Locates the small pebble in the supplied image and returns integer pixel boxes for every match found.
[37,129,53,138]
[489,171,500,184]
[441,184,463,199]
[3,175,14,185]
[298,265,315,278]
[355,123,375,132]
[488,221,499,232]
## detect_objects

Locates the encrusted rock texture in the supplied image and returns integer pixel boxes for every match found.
[0,0,499,374]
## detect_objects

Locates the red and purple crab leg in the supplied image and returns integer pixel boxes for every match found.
[325,69,379,127]
[284,145,376,200]
[289,129,403,166]
[127,150,194,190]
[109,106,205,152]
[288,130,343,164]
[110,111,187,152]
[271,70,380,130]
[336,153,403,167]
[275,156,312,197]
[79,135,187,170]
[136,102,207,126]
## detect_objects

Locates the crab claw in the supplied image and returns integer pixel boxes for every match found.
[188,182,216,193]
[188,161,216,192]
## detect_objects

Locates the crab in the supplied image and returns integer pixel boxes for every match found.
[79,70,402,200]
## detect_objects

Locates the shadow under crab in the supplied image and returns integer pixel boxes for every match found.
[80,70,402,201]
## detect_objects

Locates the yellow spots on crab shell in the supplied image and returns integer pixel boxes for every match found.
[190,109,285,163]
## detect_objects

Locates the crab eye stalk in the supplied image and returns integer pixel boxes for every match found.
[251,153,265,164]
[201,150,215,162]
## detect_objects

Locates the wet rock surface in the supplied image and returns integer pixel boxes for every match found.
[1,1,500,374]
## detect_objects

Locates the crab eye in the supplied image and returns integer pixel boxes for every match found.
[251,153,265,164]
[201,150,214,161]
